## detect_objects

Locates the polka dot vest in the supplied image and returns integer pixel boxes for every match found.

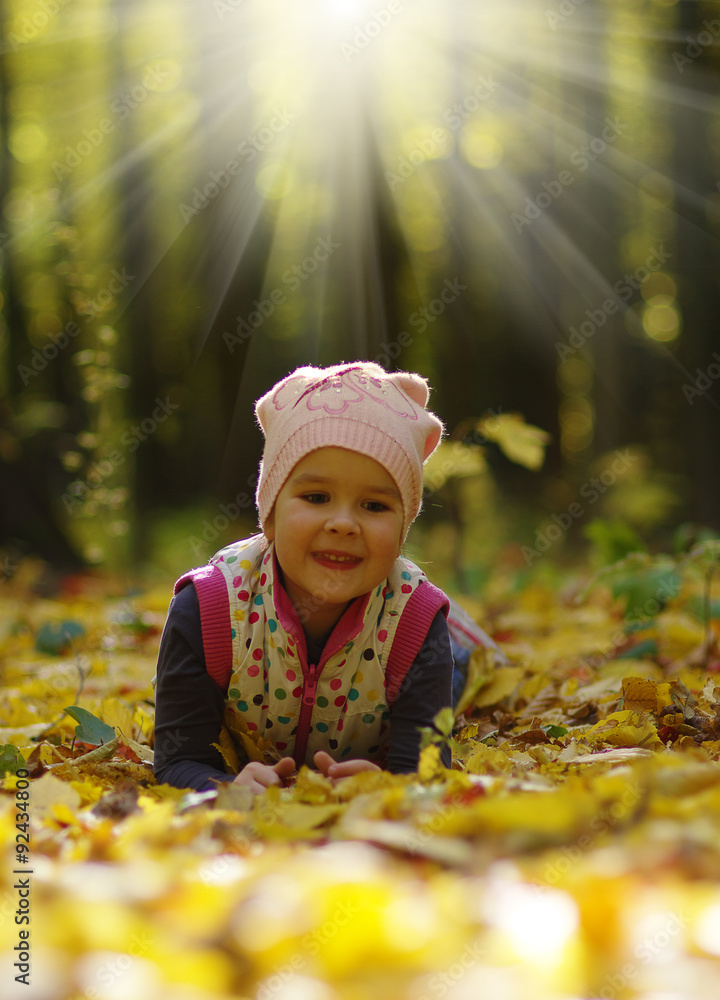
[208,533,432,767]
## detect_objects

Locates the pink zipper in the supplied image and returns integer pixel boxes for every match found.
[293,661,319,767]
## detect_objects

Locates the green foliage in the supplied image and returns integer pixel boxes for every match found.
[64,706,116,747]
[0,745,26,777]
[615,639,659,660]
[541,725,568,738]
[419,707,460,756]
[583,518,645,566]
[35,620,86,656]
[581,550,680,622]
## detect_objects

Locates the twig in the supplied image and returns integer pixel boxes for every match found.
[32,628,92,742]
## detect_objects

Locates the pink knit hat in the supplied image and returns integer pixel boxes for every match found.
[255,362,444,540]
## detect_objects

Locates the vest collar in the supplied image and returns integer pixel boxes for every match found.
[271,547,374,667]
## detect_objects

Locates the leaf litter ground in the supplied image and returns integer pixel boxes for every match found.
[1,558,720,1000]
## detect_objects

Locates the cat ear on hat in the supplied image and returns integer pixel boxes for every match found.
[423,423,443,460]
[390,371,430,409]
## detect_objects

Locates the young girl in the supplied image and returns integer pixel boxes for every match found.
[153,362,454,793]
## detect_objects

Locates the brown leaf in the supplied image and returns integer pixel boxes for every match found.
[92,780,140,819]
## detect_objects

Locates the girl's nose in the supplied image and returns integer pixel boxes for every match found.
[325,506,359,533]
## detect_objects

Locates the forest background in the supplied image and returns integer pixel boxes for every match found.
[1,0,719,593]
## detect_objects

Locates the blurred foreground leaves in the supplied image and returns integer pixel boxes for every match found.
[1,554,720,1000]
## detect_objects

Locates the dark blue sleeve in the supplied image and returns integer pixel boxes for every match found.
[153,583,236,791]
[385,610,453,774]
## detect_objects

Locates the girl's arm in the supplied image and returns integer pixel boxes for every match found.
[385,610,453,773]
[153,584,235,791]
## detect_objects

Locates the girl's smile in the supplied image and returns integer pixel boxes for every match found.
[264,447,404,638]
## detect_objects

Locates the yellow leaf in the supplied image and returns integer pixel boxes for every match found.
[423,441,487,492]
[473,666,525,708]
[275,802,344,833]
[657,610,706,661]
[29,772,82,818]
[69,777,107,806]
[477,412,550,470]
[453,646,495,717]
[223,708,278,765]
[293,765,334,803]
[418,743,444,783]
[586,711,664,750]
[100,696,136,735]
[49,801,83,826]
[621,676,658,713]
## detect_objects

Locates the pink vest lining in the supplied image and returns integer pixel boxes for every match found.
[174,565,232,690]
[175,564,449,704]
[270,550,374,668]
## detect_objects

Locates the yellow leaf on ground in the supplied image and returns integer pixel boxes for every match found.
[473,666,525,708]
[621,676,658,713]
[100,697,136,735]
[586,711,664,750]
[29,772,82,818]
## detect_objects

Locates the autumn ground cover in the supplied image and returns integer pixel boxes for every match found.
[2,546,720,1000]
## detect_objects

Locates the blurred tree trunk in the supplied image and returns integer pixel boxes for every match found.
[0,2,83,570]
[112,0,158,562]
[673,1,720,529]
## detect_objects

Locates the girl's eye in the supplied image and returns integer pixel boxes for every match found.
[363,500,388,513]
[302,493,328,504]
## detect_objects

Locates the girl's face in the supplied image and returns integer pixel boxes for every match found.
[264,447,404,631]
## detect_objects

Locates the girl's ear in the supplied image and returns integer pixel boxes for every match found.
[264,509,275,541]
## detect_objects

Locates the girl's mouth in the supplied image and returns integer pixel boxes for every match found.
[313,551,362,569]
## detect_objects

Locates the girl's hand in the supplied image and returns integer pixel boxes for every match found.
[232,756,296,794]
[314,750,381,780]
